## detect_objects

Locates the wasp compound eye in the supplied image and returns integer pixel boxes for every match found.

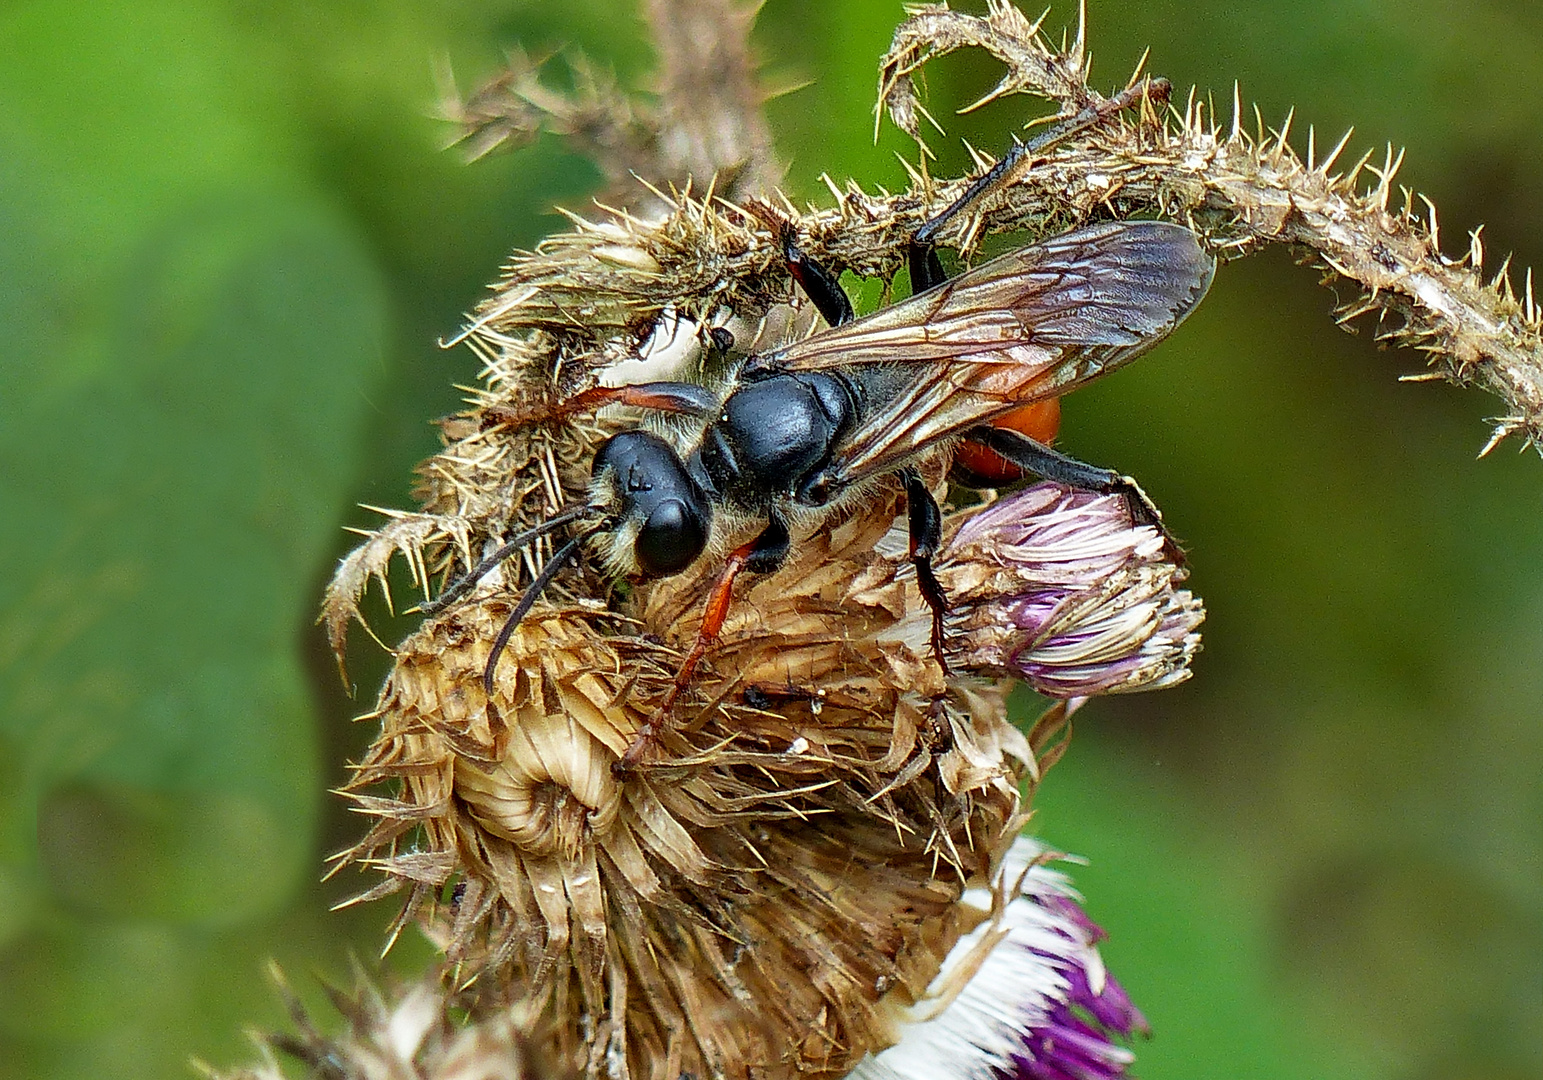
[636,498,708,577]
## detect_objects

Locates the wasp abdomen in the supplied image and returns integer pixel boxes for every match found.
[951,399,1063,487]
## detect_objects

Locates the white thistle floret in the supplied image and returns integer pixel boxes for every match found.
[846,837,1130,1080]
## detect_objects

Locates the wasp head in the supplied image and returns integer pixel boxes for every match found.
[590,431,711,579]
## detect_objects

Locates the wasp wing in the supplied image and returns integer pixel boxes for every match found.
[748,220,1214,486]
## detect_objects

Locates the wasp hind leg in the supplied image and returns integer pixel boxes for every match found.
[962,426,1178,552]
[906,78,1173,296]
[615,517,792,773]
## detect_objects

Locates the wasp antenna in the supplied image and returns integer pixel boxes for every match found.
[421,503,600,616]
[482,531,590,696]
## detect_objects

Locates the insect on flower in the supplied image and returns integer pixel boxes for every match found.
[428,86,1216,769]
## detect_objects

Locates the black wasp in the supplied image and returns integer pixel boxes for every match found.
[428,87,1216,769]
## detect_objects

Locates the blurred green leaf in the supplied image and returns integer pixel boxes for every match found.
[1027,727,1380,1080]
[0,186,386,902]
[37,782,291,924]
[0,2,396,1073]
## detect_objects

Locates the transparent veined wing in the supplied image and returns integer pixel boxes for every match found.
[746,220,1215,486]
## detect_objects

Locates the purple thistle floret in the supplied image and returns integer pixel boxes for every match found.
[939,483,1204,697]
[1011,897,1148,1080]
[845,839,1148,1080]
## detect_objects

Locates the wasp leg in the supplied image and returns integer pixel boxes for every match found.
[907,78,1173,293]
[616,517,791,773]
[906,240,949,294]
[555,380,719,420]
[924,695,956,755]
[962,426,1178,551]
[482,380,720,430]
[743,685,784,710]
[782,227,854,328]
[900,468,950,674]
[743,683,822,711]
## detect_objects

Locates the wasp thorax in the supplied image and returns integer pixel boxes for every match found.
[591,430,710,577]
[690,370,858,509]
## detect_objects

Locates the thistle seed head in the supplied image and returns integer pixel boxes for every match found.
[336,489,1037,1080]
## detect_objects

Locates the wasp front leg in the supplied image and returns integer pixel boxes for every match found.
[782,227,855,329]
[616,517,791,773]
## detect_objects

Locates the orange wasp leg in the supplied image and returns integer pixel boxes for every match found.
[615,518,791,772]
[480,379,720,432]
[551,381,718,421]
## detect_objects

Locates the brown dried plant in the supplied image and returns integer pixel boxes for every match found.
[875,1,1543,454]
[201,965,555,1080]
[438,0,780,202]
[331,490,1038,1079]
[415,0,1543,466]
[327,0,1543,685]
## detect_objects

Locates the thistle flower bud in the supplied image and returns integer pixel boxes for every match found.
[858,483,1203,698]
[846,838,1147,1080]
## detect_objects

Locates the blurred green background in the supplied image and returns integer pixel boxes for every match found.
[1,1,1539,1078]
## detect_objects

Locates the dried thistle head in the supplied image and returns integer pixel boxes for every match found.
[303,4,1543,1080]
[332,451,1208,1080]
[313,10,1249,1079]
[335,484,1040,1080]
